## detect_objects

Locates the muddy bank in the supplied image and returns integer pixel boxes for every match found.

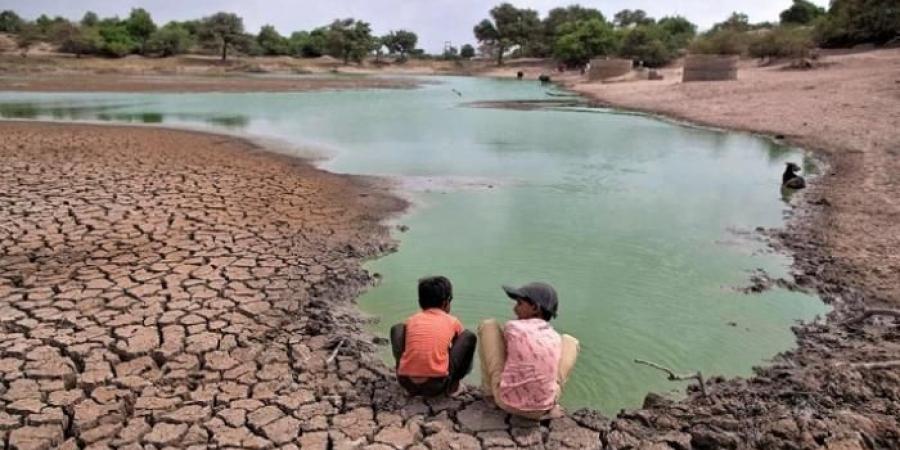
[561,49,900,448]
[0,121,612,450]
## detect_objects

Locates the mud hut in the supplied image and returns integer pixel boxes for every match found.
[682,55,739,82]
[588,58,633,81]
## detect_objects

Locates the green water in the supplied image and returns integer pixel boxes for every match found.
[0,76,827,414]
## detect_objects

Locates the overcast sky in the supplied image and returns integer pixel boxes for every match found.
[1,0,829,53]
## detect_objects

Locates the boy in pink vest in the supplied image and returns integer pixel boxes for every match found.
[478,282,579,419]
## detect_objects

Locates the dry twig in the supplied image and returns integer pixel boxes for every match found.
[841,308,900,326]
[634,359,709,401]
[326,338,346,364]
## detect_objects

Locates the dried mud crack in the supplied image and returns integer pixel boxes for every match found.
[1,119,897,450]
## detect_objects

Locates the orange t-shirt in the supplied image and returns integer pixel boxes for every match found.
[397,308,463,378]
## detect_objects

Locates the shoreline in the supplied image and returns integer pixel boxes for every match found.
[1,48,897,447]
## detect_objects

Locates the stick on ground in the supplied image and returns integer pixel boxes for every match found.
[634,359,709,401]
[841,308,900,326]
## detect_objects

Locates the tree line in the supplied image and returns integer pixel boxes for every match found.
[472,0,899,67]
[0,9,427,63]
[0,0,896,65]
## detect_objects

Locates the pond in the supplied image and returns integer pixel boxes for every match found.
[0,76,827,414]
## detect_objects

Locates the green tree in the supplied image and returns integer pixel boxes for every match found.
[0,10,23,33]
[473,3,541,65]
[98,21,138,57]
[536,5,606,57]
[125,8,156,53]
[814,0,900,46]
[553,18,618,66]
[619,24,673,67]
[614,9,654,27]
[257,25,289,55]
[147,22,195,56]
[81,11,99,27]
[381,30,418,60]
[657,15,697,50]
[324,18,375,64]
[460,43,476,58]
[711,12,751,32]
[780,0,826,25]
[200,12,245,61]
[289,29,328,57]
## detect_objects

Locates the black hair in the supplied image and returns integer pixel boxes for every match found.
[418,276,453,310]
[516,296,554,321]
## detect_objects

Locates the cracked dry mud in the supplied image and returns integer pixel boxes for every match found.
[0,122,610,450]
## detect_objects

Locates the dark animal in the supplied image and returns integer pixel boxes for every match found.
[538,74,551,84]
[451,89,462,97]
[782,162,806,189]
[517,71,524,80]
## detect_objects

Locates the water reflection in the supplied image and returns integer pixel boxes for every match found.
[0,101,248,130]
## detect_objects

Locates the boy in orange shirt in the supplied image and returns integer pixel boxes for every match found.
[390,276,477,396]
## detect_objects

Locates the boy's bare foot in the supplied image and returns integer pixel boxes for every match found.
[448,382,466,397]
[541,405,565,420]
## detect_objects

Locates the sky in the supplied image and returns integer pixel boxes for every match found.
[1,0,829,53]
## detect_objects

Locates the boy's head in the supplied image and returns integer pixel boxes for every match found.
[418,276,453,311]
[502,282,558,321]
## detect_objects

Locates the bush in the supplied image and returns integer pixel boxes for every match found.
[689,29,750,55]
[147,23,194,56]
[748,26,813,58]
[814,0,900,47]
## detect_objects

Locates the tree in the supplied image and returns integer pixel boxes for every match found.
[780,0,825,25]
[614,9,654,28]
[460,44,476,59]
[147,22,195,56]
[125,8,156,53]
[553,18,618,66]
[98,21,138,57]
[537,5,606,56]
[619,24,672,67]
[323,18,375,64]
[200,12,245,61]
[657,16,697,51]
[814,0,899,46]
[473,3,541,65]
[257,25,289,55]
[288,30,325,57]
[81,11,99,28]
[381,30,418,60]
[711,12,751,32]
[0,10,23,33]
